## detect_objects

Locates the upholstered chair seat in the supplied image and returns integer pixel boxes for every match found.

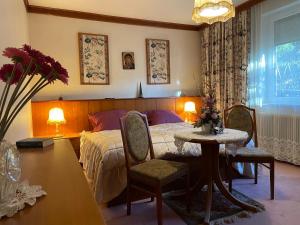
[130,159,188,187]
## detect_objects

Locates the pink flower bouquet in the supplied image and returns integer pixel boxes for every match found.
[194,92,223,134]
[0,45,68,140]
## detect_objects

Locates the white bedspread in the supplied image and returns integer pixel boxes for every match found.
[80,122,211,203]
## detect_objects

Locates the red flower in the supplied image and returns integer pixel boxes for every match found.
[3,47,31,65]
[22,44,47,74]
[22,44,45,63]
[0,64,23,85]
[57,73,68,84]
[52,61,69,84]
[22,45,68,84]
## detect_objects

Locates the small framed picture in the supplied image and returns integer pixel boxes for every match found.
[122,52,135,70]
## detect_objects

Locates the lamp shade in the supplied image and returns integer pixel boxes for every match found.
[184,102,197,113]
[47,107,66,125]
[192,0,235,24]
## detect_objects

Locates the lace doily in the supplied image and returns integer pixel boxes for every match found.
[174,128,247,153]
[0,180,46,219]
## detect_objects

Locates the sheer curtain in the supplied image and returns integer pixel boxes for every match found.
[249,0,300,165]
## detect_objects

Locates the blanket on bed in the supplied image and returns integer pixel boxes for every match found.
[80,122,218,203]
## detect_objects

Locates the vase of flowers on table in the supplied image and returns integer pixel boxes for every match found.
[0,45,68,206]
[194,92,223,134]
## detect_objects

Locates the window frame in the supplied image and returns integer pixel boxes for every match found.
[261,3,300,106]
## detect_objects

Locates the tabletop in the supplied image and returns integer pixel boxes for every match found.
[1,139,106,225]
[174,128,248,145]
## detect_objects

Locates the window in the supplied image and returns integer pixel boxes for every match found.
[274,13,300,99]
[275,40,300,97]
[249,3,300,108]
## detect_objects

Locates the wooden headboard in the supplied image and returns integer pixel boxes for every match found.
[31,96,202,137]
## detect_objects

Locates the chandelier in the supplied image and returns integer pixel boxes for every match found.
[192,0,235,25]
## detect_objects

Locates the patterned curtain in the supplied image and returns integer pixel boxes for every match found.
[200,10,251,111]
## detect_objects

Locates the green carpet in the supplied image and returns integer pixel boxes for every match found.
[163,188,265,225]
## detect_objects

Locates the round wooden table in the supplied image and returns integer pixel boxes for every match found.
[174,128,258,225]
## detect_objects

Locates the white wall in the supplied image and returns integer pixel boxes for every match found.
[0,0,32,142]
[261,0,299,13]
[28,14,201,100]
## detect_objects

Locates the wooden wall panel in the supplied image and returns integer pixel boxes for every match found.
[62,101,89,133]
[31,97,202,137]
[134,99,156,112]
[113,100,136,111]
[31,100,90,136]
[87,100,103,114]
[100,100,115,111]
[156,99,176,112]
[32,101,61,136]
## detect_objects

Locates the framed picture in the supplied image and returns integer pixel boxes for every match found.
[146,39,170,85]
[122,52,135,70]
[78,32,109,85]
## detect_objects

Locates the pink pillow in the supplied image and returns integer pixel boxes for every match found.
[88,110,127,132]
[143,110,183,126]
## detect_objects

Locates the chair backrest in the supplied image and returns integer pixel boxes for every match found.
[224,105,258,147]
[120,111,155,170]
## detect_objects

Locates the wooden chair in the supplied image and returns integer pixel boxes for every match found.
[120,111,190,225]
[224,105,275,200]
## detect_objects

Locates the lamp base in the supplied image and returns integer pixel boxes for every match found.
[53,124,64,139]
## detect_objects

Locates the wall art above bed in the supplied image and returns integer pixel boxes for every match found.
[146,39,170,85]
[78,32,109,85]
[122,52,135,70]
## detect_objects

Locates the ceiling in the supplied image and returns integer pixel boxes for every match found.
[28,0,249,25]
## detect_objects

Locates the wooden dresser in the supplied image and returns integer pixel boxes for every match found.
[1,139,106,225]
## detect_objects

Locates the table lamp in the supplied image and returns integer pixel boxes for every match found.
[184,101,197,123]
[47,107,66,137]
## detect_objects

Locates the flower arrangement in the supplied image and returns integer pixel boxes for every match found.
[0,45,68,140]
[0,45,68,212]
[194,92,223,134]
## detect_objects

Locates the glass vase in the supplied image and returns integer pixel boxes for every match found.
[0,140,21,204]
[201,123,212,134]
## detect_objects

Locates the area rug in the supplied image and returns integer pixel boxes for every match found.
[163,188,265,225]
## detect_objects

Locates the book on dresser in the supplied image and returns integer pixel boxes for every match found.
[16,138,54,148]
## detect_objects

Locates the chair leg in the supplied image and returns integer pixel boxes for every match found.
[212,184,215,192]
[186,174,191,212]
[227,160,233,193]
[228,177,232,192]
[156,188,163,225]
[150,196,154,202]
[254,163,258,184]
[270,160,275,200]
[126,184,131,216]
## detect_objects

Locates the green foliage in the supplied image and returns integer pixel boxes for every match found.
[275,40,300,97]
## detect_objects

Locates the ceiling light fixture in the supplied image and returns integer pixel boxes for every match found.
[192,0,235,25]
